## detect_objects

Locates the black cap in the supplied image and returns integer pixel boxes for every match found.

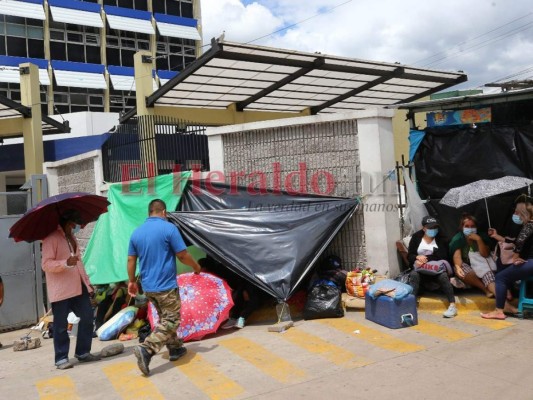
[422,216,439,228]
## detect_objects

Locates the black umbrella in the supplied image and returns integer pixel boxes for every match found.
[9,192,110,243]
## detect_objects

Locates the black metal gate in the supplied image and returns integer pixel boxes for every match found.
[102,115,209,183]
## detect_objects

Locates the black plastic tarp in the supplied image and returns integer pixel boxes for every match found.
[413,124,533,240]
[169,181,359,301]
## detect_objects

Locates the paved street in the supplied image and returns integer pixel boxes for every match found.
[0,293,531,400]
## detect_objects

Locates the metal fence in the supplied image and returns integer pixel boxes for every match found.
[102,115,209,183]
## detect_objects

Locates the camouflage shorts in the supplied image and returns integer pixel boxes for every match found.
[142,288,182,355]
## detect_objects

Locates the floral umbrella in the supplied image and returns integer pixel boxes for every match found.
[148,272,233,342]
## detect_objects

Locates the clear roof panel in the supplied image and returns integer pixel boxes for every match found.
[144,40,466,116]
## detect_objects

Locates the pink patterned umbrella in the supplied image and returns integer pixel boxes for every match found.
[148,272,233,342]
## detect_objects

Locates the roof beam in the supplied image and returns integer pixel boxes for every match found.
[236,57,325,111]
[152,104,309,126]
[0,94,31,117]
[311,67,404,114]
[399,74,468,105]
[42,115,71,134]
[145,39,222,107]
[0,116,23,137]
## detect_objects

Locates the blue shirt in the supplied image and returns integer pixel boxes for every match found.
[128,217,187,292]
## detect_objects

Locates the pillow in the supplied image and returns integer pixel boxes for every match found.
[96,306,138,341]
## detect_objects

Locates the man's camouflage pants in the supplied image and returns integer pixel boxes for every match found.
[142,288,182,355]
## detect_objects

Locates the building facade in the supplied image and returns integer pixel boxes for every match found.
[0,0,201,116]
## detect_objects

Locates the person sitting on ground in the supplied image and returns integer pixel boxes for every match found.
[488,203,525,273]
[449,213,496,298]
[407,216,457,318]
[200,256,263,330]
[482,196,533,319]
[222,279,263,329]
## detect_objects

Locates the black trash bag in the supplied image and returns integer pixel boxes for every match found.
[303,280,344,320]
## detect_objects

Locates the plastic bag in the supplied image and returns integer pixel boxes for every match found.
[303,280,344,320]
[368,279,412,300]
[346,269,375,298]
[395,269,412,285]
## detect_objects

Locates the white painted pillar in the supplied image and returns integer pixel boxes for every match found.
[357,108,401,277]
[206,132,224,172]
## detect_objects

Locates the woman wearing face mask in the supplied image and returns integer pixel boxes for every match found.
[488,203,527,272]
[482,197,533,319]
[449,214,496,298]
[407,216,457,318]
[42,209,100,369]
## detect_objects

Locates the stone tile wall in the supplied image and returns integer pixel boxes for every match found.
[222,119,366,270]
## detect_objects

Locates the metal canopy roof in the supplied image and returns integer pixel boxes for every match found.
[125,39,466,121]
[0,94,70,138]
[395,87,533,114]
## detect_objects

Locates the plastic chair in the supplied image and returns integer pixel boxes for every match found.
[517,277,533,317]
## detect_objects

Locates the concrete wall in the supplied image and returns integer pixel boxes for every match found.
[207,109,401,276]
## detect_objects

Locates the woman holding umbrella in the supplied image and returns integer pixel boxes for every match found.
[42,209,100,369]
[482,197,533,319]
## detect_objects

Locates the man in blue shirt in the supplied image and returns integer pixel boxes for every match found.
[127,199,201,376]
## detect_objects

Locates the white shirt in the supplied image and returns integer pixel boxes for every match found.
[417,238,438,256]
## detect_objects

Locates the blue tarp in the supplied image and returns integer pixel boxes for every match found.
[408,129,425,162]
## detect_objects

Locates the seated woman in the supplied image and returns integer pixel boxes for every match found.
[449,214,496,298]
[407,216,457,318]
[488,205,525,272]
[482,197,533,319]
[200,256,263,329]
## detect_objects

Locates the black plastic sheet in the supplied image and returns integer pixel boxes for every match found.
[170,181,359,301]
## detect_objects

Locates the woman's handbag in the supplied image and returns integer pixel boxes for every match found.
[492,240,515,265]
[468,251,497,278]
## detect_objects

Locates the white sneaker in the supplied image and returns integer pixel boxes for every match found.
[221,318,237,329]
[235,317,245,329]
[443,304,458,318]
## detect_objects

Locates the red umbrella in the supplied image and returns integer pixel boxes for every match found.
[9,192,110,243]
[148,272,234,342]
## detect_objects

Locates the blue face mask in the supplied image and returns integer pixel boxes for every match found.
[425,228,439,238]
[463,227,477,236]
[72,224,81,234]
[512,214,523,225]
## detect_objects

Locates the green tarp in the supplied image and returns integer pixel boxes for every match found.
[83,172,194,284]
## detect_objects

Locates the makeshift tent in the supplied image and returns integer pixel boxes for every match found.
[168,181,360,301]
[84,172,191,284]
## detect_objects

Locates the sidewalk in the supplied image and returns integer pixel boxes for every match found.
[0,290,530,400]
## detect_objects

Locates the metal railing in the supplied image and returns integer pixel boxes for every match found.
[102,115,209,183]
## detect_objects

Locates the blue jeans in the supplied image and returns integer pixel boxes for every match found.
[51,285,94,365]
[495,258,533,309]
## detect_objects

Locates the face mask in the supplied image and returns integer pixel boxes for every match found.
[463,228,477,236]
[72,224,81,234]
[512,214,523,225]
[426,228,439,238]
